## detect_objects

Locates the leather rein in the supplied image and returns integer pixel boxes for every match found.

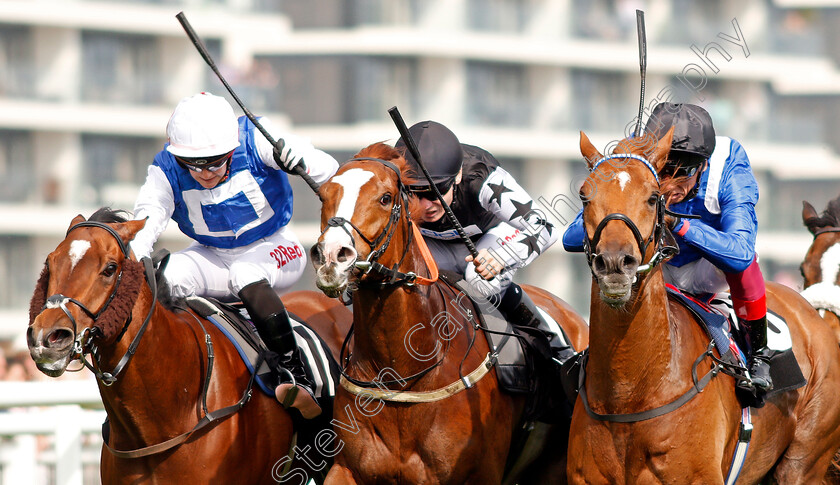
[326,158,493,402]
[41,222,255,458]
[579,153,727,422]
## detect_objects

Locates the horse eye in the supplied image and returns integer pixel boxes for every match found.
[579,193,589,206]
[380,193,392,205]
[647,194,659,206]
[102,262,117,278]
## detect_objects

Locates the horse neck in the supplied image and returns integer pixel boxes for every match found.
[352,221,447,376]
[587,269,680,406]
[95,285,205,443]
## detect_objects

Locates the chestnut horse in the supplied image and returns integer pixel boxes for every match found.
[801,196,840,342]
[26,208,351,484]
[568,129,840,484]
[310,143,588,484]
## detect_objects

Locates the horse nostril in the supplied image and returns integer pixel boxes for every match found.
[310,243,325,266]
[337,247,356,263]
[592,254,607,274]
[622,254,638,271]
[45,328,73,349]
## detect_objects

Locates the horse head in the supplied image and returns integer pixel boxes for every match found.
[27,209,146,377]
[312,142,421,298]
[801,197,840,289]
[578,127,675,307]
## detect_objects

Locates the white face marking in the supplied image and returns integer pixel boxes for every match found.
[617,171,631,191]
[68,240,91,271]
[324,168,376,247]
[819,243,840,284]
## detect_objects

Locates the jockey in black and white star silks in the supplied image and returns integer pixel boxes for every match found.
[396,122,557,300]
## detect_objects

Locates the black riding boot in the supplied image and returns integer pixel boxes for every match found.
[498,284,576,365]
[746,316,773,393]
[239,280,321,419]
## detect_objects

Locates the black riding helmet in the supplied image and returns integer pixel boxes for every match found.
[645,103,716,176]
[395,121,463,191]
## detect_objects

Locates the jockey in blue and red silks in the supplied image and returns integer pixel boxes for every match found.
[563,102,773,394]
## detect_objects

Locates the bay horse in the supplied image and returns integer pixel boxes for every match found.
[26,208,351,484]
[310,143,588,484]
[801,196,840,342]
[568,129,840,484]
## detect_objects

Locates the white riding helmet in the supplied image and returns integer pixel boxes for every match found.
[166,92,241,158]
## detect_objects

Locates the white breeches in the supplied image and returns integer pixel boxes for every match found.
[164,226,307,300]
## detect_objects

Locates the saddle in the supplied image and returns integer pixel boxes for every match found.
[666,286,806,404]
[184,296,339,404]
[437,272,576,417]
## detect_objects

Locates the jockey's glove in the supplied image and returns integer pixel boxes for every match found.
[665,214,682,231]
[273,138,306,174]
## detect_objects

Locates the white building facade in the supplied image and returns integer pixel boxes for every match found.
[2,0,840,343]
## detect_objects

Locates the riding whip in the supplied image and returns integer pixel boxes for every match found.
[635,9,647,137]
[175,12,320,193]
[388,106,479,259]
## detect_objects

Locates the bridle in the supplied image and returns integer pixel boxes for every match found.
[321,157,459,391]
[582,153,679,274]
[320,157,435,288]
[40,221,157,386]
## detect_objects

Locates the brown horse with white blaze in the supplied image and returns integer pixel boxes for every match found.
[801,196,840,343]
[26,208,351,484]
[568,129,840,484]
[311,143,588,484]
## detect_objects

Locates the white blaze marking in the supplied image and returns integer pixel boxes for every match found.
[68,240,91,271]
[617,171,631,191]
[324,169,375,247]
[820,243,840,284]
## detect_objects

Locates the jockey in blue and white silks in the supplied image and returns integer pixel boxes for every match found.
[132,93,338,418]
[563,135,758,284]
[564,102,773,396]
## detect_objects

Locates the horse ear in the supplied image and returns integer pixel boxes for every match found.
[116,219,147,245]
[580,131,603,170]
[68,214,86,233]
[650,126,675,172]
[803,201,819,234]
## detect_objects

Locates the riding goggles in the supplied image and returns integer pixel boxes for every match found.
[660,161,703,179]
[175,151,233,173]
[408,179,455,200]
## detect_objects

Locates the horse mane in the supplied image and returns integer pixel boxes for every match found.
[806,195,840,232]
[86,207,182,308]
[89,207,130,224]
[354,142,423,221]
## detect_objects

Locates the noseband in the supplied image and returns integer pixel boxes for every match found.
[583,154,678,274]
[40,220,157,385]
[45,222,130,339]
[321,157,425,286]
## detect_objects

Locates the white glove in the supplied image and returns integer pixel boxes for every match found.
[273,138,306,173]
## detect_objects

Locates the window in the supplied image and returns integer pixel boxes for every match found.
[468,0,529,33]
[81,31,161,104]
[0,236,35,307]
[571,70,634,133]
[82,135,161,206]
[0,25,33,98]
[466,61,530,127]
[266,55,416,124]
[0,130,34,203]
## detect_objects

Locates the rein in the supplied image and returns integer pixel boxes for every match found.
[584,154,679,274]
[814,226,840,238]
[578,342,723,422]
[328,157,490,401]
[41,221,157,386]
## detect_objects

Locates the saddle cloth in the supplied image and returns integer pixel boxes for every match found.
[185,296,337,401]
[666,287,806,398]
[445,275,575,395]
